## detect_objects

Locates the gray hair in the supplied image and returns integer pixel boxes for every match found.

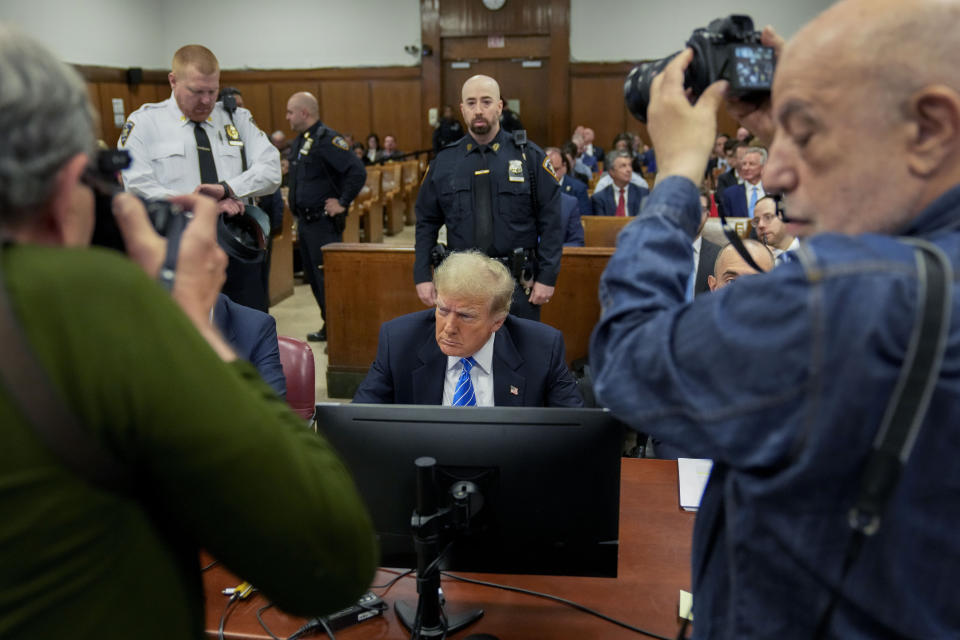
[605,149,632,170]
[744,146,768,164]
[0,24,95,229]
[433,250,514,317]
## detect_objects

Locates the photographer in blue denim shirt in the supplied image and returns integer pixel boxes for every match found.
[590,0,960,638]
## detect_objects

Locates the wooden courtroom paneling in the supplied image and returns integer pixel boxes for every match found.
[438,0,552,36]
[228,82,273,129]
[570,70,641,153]
[581,216,632,247]
[268,204,295,306]
[442,36,552,61]
[320,81,371,141]
[323,244,613,398]
[95,81,164,146]
[86,82,103,140]
[370,80,423,151]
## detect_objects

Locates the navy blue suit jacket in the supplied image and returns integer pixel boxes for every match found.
[719,183,764,219]
[214,294,286,398]
[352,309,583,407]
[560,193,585,247]
[590,183,647,217]
[560,175,592,215]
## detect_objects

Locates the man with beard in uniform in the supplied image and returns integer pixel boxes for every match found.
[414,74,562,321]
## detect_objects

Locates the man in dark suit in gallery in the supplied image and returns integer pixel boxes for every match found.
[591,150,649,216]
[718,147,767,219]
[353,251,582,407]
[546,147,592,215]
[693,192,722,296]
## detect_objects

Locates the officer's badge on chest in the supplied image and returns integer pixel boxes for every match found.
[300,133,314,155]
[224,124,243,147]
[508,159,525,183]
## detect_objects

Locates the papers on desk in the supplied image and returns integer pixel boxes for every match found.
[679,589,694,621]
[678,458,713,511]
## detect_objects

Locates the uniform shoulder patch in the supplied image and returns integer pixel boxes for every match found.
[542,156,559,183]
[119,120,134,147]
[332,135,349,151]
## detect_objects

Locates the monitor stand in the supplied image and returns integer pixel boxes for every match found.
[396,457,484,637]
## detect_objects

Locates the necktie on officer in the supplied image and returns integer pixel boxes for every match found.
[473,146,494,254]
[748,185,759,218]
[452,357,478,407]
[194,122,219,184]
[616,187,626,217]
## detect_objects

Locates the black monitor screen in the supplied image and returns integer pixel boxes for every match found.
[315,404,623,578]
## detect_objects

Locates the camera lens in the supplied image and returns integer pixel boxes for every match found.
[623,53,676,124]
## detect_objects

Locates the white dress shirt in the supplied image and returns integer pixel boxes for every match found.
[773,236,801,263]
[119,93,281,200]
[442,333,496,407]
[592,172,649,193]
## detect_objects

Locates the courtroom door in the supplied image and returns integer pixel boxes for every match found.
[443,59,552,149]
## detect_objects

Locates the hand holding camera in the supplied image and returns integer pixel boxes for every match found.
[647,49,728,187]
[112,192,227,325]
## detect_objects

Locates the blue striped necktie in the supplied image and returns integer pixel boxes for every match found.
[452,357,478,407]
[748,185,759,218]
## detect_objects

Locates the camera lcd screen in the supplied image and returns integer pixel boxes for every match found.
[732,45,775,90]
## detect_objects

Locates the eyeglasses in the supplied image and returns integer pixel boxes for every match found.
[751,213,777,227]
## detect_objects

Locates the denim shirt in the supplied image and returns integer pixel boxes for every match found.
[590,176,960,639]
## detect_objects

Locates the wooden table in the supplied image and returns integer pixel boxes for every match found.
[204,459,694,639]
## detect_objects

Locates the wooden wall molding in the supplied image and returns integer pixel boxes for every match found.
[220,66,420,83]
[442,35,552,61]
[73,64,168,84]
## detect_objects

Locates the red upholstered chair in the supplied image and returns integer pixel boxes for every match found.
[277,336,316,422]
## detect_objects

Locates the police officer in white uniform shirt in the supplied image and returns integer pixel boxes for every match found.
[119,44,280,310]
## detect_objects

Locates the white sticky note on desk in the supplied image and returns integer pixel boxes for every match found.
[678,458,713,511]
[679,589,694,621]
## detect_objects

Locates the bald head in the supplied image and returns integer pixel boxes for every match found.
[762,0,960,238]
[461,75,501,103]
[285,91,319,133]
[708,240,773,291]
[460,74,503,144]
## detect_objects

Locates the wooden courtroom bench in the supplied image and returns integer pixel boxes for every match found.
[581,215,632,247]
[380,163,405,236]
[323,244,614,398]
[268,202,295,306]
[581,215,754,249]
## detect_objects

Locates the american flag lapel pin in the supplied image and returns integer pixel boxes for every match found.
[509,385,519,396]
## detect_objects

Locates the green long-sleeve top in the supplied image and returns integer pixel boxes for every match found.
[0,244,377,639]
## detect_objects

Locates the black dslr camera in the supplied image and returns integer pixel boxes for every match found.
[86,149,265,263]
[624,15,775,123]
[86,149,185,252]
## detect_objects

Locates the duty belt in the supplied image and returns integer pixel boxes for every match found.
[492,248,536,283]
[294,206,326,223]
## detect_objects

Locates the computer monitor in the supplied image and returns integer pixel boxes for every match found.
[314,404,623,578]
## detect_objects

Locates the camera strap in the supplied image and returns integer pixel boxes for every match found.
[0,242,130,494]
[677,239,952,640]
[812,238,952,638]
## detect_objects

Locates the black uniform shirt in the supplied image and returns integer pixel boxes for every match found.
[288,121,366,212]
[414,128,563,286]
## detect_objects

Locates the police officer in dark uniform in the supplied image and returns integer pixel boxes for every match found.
[415,75,563,321]
[285,91,366,342]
